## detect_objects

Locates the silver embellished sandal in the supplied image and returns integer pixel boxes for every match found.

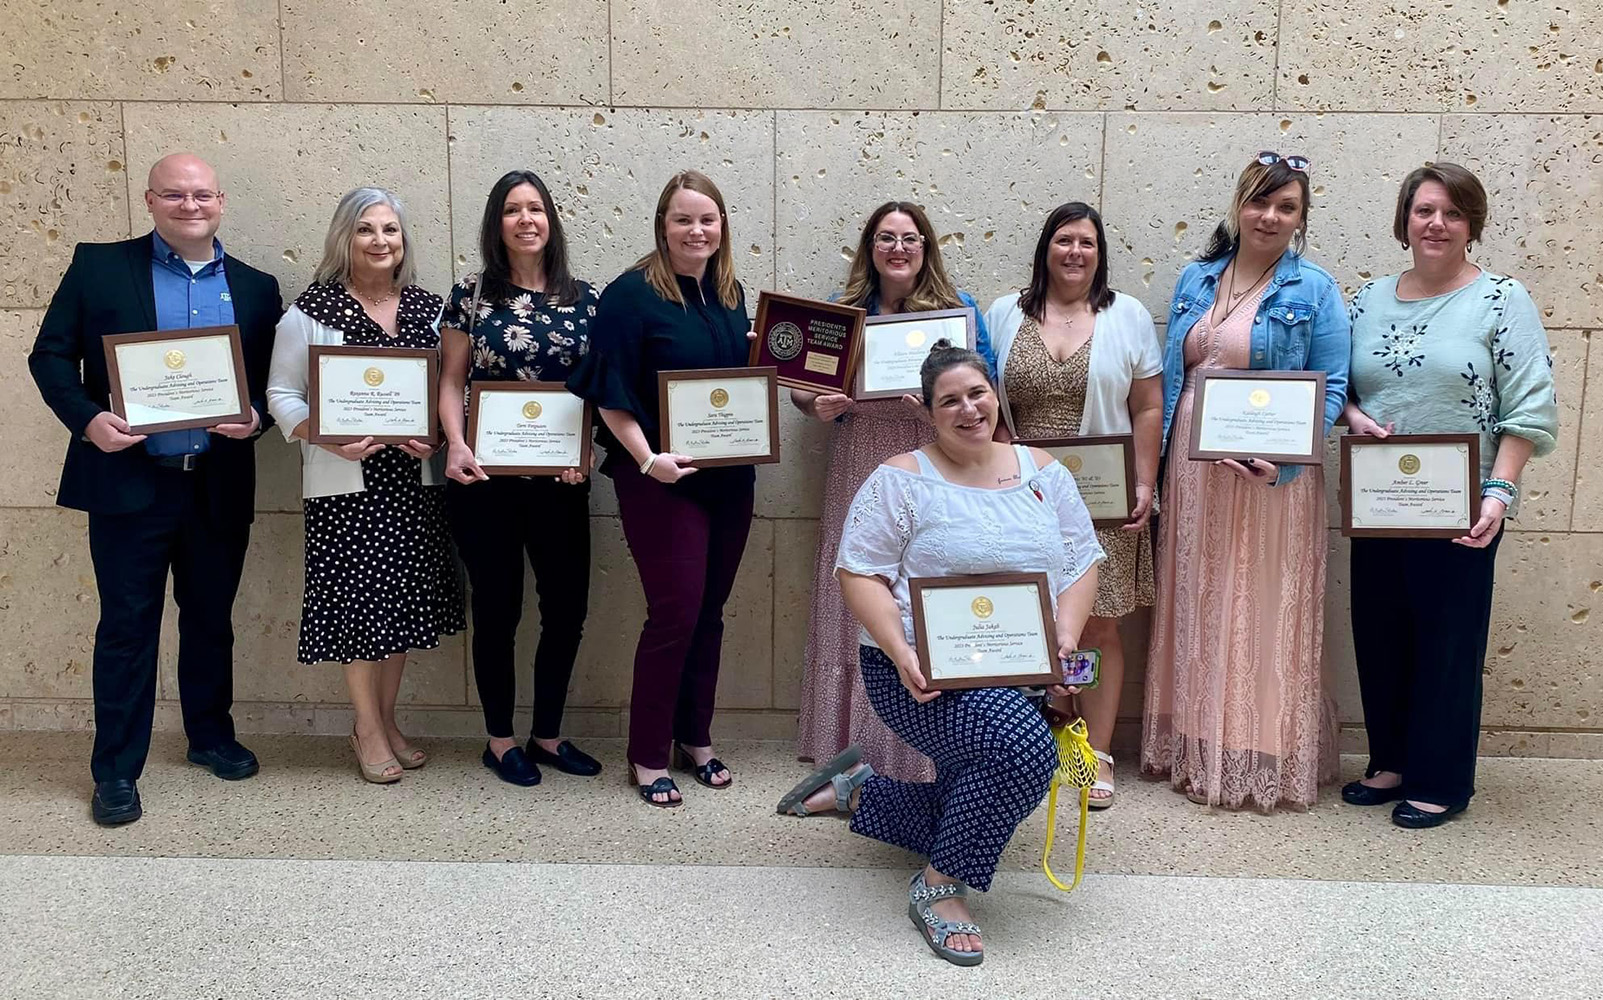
[907,870,983,967]
[777,747,871,817]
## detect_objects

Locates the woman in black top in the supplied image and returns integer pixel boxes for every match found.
[439,170,602,786]
[566,170,753,807]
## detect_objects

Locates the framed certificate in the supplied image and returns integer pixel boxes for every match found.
[102,325,251,433]
[748,291,866,395]
[1340,433,1480,538]
[909,572,1062,691]
[467,381,593,476]
[1187,369,1326,465]
[854,308,975,401]
[307,345,438,445]
[656,366,780,468]
[1017,434,1137,528]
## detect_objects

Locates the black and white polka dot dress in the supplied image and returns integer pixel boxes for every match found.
[293,282,465,665]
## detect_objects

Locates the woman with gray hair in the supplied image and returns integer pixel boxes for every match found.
[267,187,464,783]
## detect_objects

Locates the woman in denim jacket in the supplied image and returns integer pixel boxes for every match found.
[1139,153,1351,811]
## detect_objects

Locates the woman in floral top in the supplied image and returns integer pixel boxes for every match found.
[1341,163,1558,828]
[438,170,603,787]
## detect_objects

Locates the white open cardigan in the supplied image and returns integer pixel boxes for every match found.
[266,303,446,499]
[983,290,1163,438]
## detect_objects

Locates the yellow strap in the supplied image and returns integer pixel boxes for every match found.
[1041,782,1089,891]
[1041,716,1096,892]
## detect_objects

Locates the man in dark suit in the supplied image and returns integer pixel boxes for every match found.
[29,153,284,825]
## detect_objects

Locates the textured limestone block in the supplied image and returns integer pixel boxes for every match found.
[1279,2,1603,113]
[0,102,130,308]
[1101,113,1434,321]
[122,103,452,299]
[1,310,72,508]
[772,517,821,712]
[447,106,775,293]
[1323,531,1361,725]
[1482,532,1598,730]
[215,513,467,706]
[9,701,96,730]
[941,0,1279,111]
[254,436,304,514]
[281,0,607,105]
[1514,329,1585,531]
[754,400,832,520]
[0,508,97,699]
[612,0,940,109]
[1547,732,1603,759]
[0,702,11,729]
[1576,333,1603,531]
[523,515,773,711]
[705,708,799,741]
[1441,115,1603,329]
[0,1,280,101]
[776,111,1103,311]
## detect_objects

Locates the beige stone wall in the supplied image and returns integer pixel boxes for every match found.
[2,1,1598,757]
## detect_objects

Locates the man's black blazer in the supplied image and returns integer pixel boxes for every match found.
[28,233,284,522]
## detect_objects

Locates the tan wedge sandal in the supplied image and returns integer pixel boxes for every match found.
[349,733,402,784]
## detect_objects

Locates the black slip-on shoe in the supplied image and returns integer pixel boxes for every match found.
[526,739,602,777]
[483,744,542,786]
[187,740,260,780]
[91,779,142,826]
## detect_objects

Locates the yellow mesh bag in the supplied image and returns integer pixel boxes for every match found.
[1041,716,1099,891]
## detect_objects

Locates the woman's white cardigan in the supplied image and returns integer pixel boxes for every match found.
[984,290,1163,438]
[266,304,446,499]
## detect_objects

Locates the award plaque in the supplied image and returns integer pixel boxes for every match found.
[307,345,438,445]
[1018,434,1137,528]
[748,291,866,395]
[102,325,251,433]
[909,572,1062,691]
[467,381,593,476]
[1187,369,1326,465]
[854,308,975,401]
[656,366,780,468]
[1340,433,1480,538]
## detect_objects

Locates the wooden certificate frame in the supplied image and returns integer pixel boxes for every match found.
[1016,433,1138,528]
[102,325,251,433]
[854,307,976,401]
[656,366,781,468]
[307,344,439,445]
[467,381,594,476]
[748,291,867,395]
[1186,369,1326,465]
[1339,432,1481,539]
[909,572,1062,691]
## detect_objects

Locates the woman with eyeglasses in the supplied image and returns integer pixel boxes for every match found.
[1140,152,1351,811]
[983,202,1163,809]
[1340,164,1556,828]
[791,201,994,782]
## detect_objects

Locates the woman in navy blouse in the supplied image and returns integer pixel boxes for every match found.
[439,170,603,787]
[566,170,753,807]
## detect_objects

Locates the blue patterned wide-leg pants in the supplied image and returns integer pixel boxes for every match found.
[848,645,1057,891]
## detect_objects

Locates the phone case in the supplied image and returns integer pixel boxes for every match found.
[1061,648,1101,688]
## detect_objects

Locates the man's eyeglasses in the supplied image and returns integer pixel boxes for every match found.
[873,233,926,251]
[151,190,220,206]
[1256,151,1310,172]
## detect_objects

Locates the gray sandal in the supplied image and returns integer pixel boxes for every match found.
[776,746,871,816]
[907,870,983,967]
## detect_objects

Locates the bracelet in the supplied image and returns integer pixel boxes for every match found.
[639,453,658,475]
[1482,478,1518,500]
[1482,487,1514,507]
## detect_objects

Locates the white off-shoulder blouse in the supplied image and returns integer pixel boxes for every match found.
[835,444,1105,649]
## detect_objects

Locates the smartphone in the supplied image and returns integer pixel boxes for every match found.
[1061,648,1101,688]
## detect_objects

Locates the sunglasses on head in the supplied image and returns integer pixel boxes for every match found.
[1256,150,1310,172]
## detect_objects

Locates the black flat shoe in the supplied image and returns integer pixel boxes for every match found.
[672,743,732,789]
[1341,779,1405,806]
[1391,800,1466,829]
[91,779,142,826]
[482,744,541,787]
[186,740,260,780]
[526,739,602,777]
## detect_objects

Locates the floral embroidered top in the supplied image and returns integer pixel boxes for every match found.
[440,273,598,383]
[1348,270,1558,515]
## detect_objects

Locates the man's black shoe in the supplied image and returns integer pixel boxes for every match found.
[186,740,260,780]
[91,779,142,826]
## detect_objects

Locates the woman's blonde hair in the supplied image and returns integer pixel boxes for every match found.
[634,170,740,309]
[840,201,962,313]
[312,187,418,288]
[1199,158,1311,263]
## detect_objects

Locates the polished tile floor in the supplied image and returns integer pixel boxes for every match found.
[2,732,1599,998]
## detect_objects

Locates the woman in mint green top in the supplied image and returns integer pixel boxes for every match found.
[1341,163,1558,829]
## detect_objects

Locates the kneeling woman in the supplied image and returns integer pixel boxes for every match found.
[779,341,1102,966]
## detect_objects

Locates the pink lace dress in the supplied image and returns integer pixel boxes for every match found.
[1139,286,1339,810]
[796,400,936,781]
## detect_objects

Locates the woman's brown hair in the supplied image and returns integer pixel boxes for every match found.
[1393,162,1488,247]
[635,170,741,310]
[839,201,962,312]
[1199,157,1312,263]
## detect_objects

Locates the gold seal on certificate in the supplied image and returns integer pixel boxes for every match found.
[748,292,867,395]
[1340,433,1480,538]
[1017,434,1137,528]
[909,573,1062,690]
[102,325,251,433]
[854,308,975,400]
[467,382,593,476]
[656,366,780,467]
[307,345,438,445]
[1187,369,1327,465]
